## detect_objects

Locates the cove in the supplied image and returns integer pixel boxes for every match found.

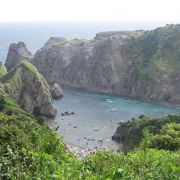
[49,88,180,152]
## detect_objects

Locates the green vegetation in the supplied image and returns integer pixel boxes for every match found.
[148,123,180,151]
[0,86,179,179]
[128,24,180,81]
[97,39,112,55]
[0,62,7,77]
[116,114,180,150]
[0,60,179,179]
[0,61,48,97]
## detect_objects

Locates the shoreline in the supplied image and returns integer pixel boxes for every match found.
[48,120,122,158]
[60,86,180,108]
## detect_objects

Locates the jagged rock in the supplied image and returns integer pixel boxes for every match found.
[1,61,57,118]
[5,42,33,71]
[0,62,7,77]
[50,82,63,99]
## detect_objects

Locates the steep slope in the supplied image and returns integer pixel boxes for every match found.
[126,24,180,104]
[5,41,33,71]
[33,31,139,94]
[0,61,57,118]
[8,24,179,105]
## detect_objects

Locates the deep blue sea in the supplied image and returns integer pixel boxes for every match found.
[1,22,180,151]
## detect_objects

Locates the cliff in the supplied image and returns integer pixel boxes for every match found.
[0,61,57,118]
[4,24,180,105]
[32,25,180,105]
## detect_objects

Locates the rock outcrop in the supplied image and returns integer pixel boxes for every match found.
[32,25,180,105]
[0,61,57,118]
[50,82,63,99]
[5,42,33,71]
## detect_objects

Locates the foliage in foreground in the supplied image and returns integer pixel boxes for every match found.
[0,88,180,179]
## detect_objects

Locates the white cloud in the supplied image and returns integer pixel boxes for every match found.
[0,0,180,22]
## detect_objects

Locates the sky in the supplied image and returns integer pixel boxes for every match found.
[0,0,180,23]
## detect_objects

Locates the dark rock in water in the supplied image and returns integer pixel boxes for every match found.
[93,129,99,132]
[5,42,33,71]
[112,123,130,142]
[51,82,63,99]
[0,61,57,118]
[61,111,75,116]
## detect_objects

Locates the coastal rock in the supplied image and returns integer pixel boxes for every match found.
[50,82,63,99]
[5,42,33,71]
[1,61,57,118]
[32,33,134,93]
[32,25,180,105]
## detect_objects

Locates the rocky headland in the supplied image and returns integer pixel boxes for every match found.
[1,61,57,118]
[32,24,180,105]
[5,24,180,105]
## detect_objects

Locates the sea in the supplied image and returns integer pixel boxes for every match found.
[1,22,180,152]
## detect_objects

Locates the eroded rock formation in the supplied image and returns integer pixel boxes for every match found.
[5,42,33,71]
[1,61,57,118]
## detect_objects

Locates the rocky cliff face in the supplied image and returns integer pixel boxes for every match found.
[32,25,180,105]
[5,42,33,71]
[33,32,136,95]
[0,61,57,118]
[6,25,180,105]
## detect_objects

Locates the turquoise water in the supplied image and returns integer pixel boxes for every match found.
[50,88,180,151]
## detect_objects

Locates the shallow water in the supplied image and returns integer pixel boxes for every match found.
[50,88,180,151]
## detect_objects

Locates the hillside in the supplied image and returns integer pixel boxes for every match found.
[0,82,179,179]
[0,63,179,179]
